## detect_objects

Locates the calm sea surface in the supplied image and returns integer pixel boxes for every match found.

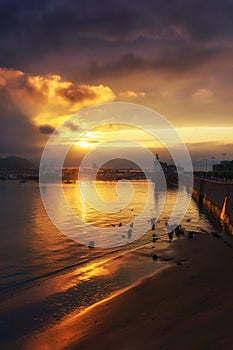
[0,180,226,297]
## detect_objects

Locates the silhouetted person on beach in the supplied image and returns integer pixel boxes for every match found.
[151,217,156,230]
[165,222,174,242]
[179,225,185,237]
[127,228,132,240]
[174,225,185,238]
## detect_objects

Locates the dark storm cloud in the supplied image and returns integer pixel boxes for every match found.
[86,45,221,80]
[0,0,231,161]
[39,124,55,134]
[0,0,232,75]
[0,86,42,157]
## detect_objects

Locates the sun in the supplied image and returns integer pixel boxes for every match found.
[76,140,90,149]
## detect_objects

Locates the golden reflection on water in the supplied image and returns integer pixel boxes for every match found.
[73,260,113,281]
[45,259,115,294]
[51,257,120,295]
[64,181,149,227]
[80,194,88,223]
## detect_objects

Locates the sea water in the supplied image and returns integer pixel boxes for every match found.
[0,180,225,296]
[0,180,227,345]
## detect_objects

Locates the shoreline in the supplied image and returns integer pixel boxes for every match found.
[22,232,233,350]
[1,234,173,349]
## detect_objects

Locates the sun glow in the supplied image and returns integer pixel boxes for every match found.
[76,140,90,149]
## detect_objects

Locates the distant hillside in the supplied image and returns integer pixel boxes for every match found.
[0,156,35,170]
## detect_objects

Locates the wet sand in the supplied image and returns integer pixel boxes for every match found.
[24,232,233,350]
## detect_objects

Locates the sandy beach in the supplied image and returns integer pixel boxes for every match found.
[23,232,233,350]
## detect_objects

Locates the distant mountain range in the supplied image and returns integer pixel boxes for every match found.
[0,156,35,170]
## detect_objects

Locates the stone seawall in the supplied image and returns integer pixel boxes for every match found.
[192,178,233,234]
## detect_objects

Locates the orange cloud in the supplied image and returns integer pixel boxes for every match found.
[118,90,146,99]
[0,68,116,127]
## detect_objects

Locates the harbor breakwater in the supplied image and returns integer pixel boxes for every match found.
[192,177,233,234]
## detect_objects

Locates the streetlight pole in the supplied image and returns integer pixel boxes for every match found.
[221,153,226,162]
[211,157,215,179]
[220,153,227,182]
[204,159,208,172]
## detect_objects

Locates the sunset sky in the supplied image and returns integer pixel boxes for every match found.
[0,0,232,166]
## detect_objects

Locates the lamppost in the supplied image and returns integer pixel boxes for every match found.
[204,159,208,172]
[221,153,226,162]
[211,157,215,179]
[221,153,227,181]
[192,161,196,172]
